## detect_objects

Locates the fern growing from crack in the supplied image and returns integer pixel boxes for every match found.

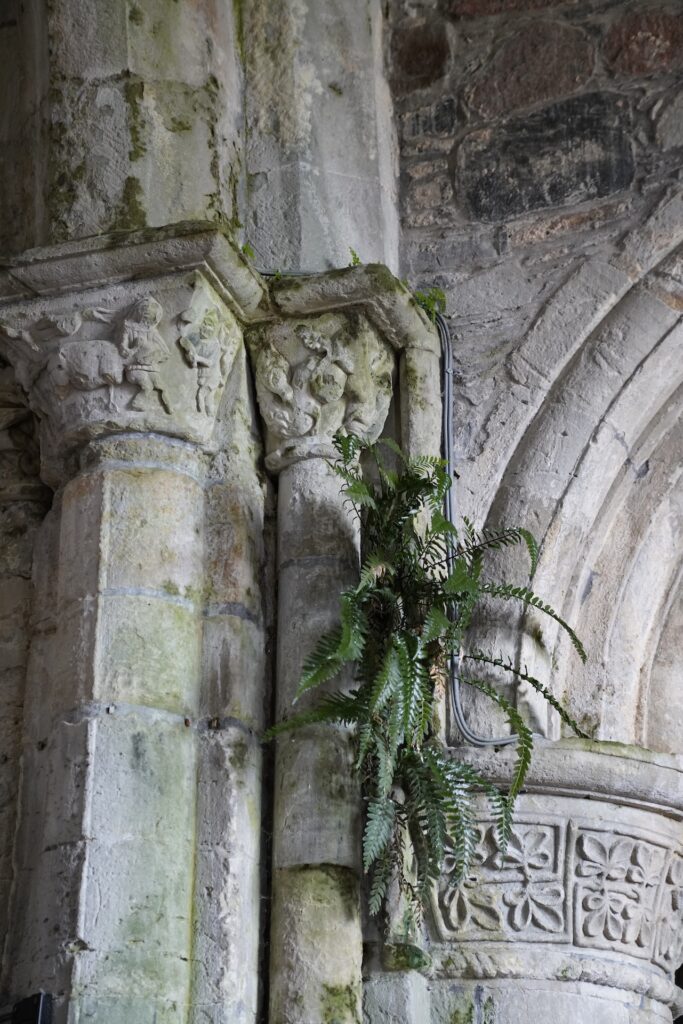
[265,432,586,922]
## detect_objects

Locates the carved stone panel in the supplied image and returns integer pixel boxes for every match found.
[433,821,569,943]
[247,312,394,471]
[432,811,683,989]
[0,272,241,484]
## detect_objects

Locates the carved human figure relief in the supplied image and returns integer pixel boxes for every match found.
[118,297,172,414]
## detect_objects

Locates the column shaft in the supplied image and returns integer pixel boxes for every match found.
[6,436,205,1024]
[269,458,363,1024]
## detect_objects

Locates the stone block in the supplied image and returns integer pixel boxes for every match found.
[456,93,635,222]
[95,593,202,713]
[269,865,362,1024]
[100,467,205,598]
[400,98,459,145]
[277,561,358,714]
[273,725,361,870]
[391,20,450,94]
[448,0,576,15]
[363,971,430,1023]
[75,835,194,1000]
[656,92,683,151]
[604,11,683,77]
[200,614,267,727]
[204,479,264,618]
[467,22,594,119]
[191,729,262,1024]
[9,842,87,993]
[194,726,262,853]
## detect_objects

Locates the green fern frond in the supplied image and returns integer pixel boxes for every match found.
[266,431,586,922]
[480,583,587,662]
[463,650,588,738]
[363,797,396,871]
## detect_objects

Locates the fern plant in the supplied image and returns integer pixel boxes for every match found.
[266,433,586,921]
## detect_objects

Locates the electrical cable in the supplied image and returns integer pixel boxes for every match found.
[435,312,517,749]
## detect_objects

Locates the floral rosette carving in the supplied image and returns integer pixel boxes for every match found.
[432,822,567,942]
[573,832,666,956]
[654,856,683,969]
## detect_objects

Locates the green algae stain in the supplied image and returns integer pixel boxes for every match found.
[321,982,361,1024]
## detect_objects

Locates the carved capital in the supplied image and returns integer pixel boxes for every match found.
[0,272,241,485]
[247,312,394,471]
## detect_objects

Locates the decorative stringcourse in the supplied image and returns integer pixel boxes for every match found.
[266,433,586,922]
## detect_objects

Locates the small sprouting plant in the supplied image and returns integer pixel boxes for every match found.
[241,241,255,260]
[267,434,586,921]
[413,286,446,323]
[349,247,362,267]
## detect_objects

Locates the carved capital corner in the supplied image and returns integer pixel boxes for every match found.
[0,229,263,486]
[246,311,395,473]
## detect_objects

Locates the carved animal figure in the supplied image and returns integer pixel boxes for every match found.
[49,339,125,409]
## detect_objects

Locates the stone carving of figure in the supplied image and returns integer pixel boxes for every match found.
[118,297,172,414]
[178,307,229,416]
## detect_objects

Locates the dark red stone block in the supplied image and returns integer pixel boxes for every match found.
[467,21,594,118]
[455,93,634,222]
[448,0,575,17]
[391,20,450,93]
[604,10,683,76]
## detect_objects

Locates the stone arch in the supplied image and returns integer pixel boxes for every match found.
[455,189,683,751]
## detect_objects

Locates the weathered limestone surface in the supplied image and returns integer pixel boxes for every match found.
[425,742,683,1024]
[0,0,244,252]
[245,267,439,1024]
[0,367,50,971]
[242,0,399,272]
[0,2,682,1021]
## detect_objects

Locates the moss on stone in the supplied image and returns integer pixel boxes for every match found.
[124,78,146,161]
[117,177,148,231]
[450,1005,474,1024]
[382,942,431,972]
[128,3,143,25]
[320,981,361,1024]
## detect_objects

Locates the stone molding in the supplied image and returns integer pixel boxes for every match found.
[429,741,683,1008]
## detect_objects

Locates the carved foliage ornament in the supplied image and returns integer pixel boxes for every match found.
[432,818,683,976]
[0,274,241,456]
[247,312,394,471]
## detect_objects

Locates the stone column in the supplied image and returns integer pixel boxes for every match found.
[247,268,439,1023]
[0,369,50,964]
[248,308,395,1023]
[242,0,399,272]
[0,234,265,1024]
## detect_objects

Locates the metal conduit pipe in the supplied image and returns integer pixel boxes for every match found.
[435,312,517,749]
